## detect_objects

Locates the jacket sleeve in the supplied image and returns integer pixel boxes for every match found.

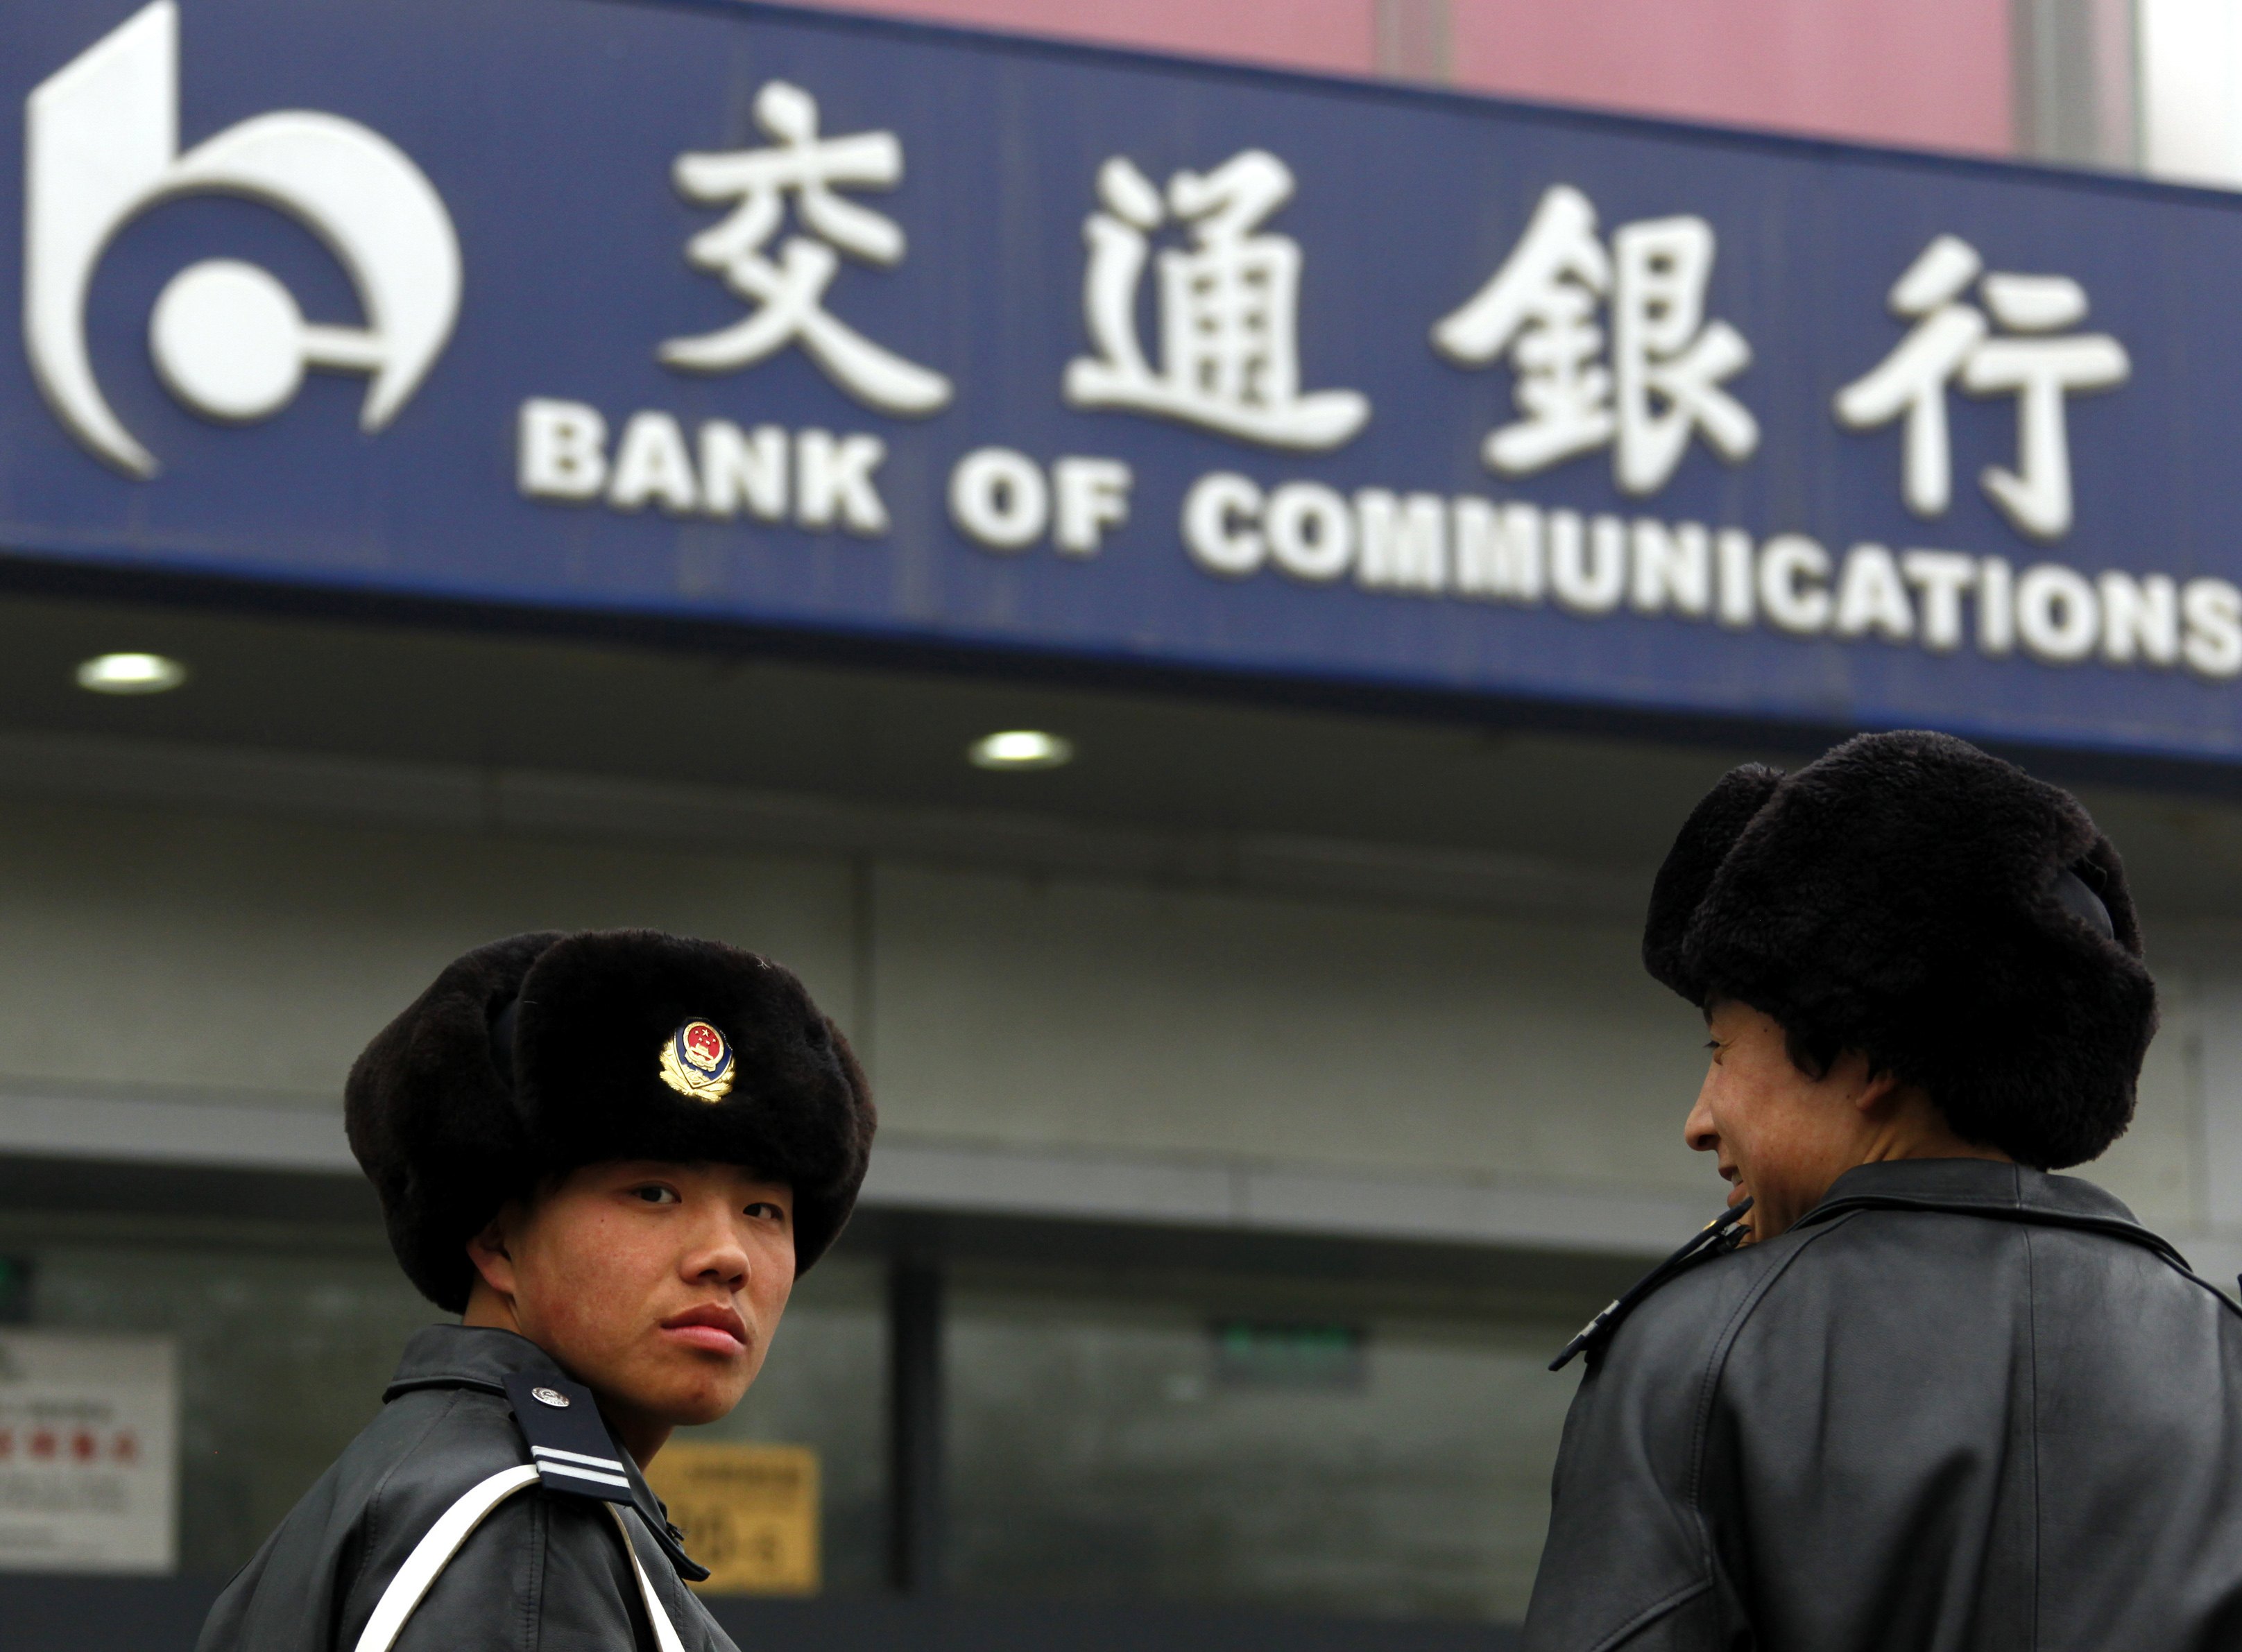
[1520,1267,1755,1651]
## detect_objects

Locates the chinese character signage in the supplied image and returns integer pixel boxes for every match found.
[4,0,2242,765]
[642,1441,820,1596]
[0,1330,178,1573]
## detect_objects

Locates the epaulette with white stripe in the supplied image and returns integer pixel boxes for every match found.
[501,1371,635,1504]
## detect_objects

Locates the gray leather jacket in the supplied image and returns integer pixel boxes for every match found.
[197,1325,735,1652]
[1524,1159,2242,1650]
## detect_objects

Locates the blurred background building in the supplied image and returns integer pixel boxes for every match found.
[7,2,2242,1649]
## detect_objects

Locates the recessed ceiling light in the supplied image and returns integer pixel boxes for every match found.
[968,729,1074,771]
[75,652,188,695]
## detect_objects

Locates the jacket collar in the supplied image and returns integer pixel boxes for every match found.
[384,1324,708,1581]
[1795,1158,2188,1268]
[1552,1160,2203,1373]
[385,1323,565,1400]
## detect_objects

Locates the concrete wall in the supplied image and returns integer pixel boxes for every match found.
[0,800,855,1106]
[0,729,2216,1272]
[871,862,1696,1189]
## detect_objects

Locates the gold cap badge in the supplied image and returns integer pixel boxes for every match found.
[659,1019,735,1102]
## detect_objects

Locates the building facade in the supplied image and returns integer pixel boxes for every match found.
[5,3,2242,1648]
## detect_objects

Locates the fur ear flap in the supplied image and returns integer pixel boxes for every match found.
[1643,764,1783,1001]
[345,931,564,1311]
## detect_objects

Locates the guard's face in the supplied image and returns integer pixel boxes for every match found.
[472,1160,795,1448]
[1683,1001,1878,1243]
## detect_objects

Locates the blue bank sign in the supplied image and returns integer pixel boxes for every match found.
[5,0,2242,764]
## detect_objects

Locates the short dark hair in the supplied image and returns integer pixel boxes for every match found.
[1709,991,1889,1090]
[1780,1019,1847,1083]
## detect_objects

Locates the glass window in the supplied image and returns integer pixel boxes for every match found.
[667,1252,887,1594]
[17,1220,432,1576]
[3,1214,887,1588]
[945,1262,1585,1624]
[5,1201,1598,1627]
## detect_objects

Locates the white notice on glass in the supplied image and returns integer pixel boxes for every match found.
[0,1330,178,1572]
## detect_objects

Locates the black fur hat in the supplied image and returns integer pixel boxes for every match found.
[1643,730,2155,1170]
[346,929,875,1310]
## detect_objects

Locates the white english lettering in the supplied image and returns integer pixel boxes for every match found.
[1630,519,1711,618]
[2182,578,2242,679]
[1978,556,2015,656]
[2015,563,2100,664]
[607,411,699,514]
[1757,534,1831,634]
[699,421,788,522]
[1900,549,1975,653]
[796,430,889,535]
[1714,528,1754,628]
[1265,483,1353,582]
[1354,490,1446,594]
[1548,512,1625,614]
[2098,571,2180,667]
[1452,499,1543,603]
[517,398,608,501]
[1833,544,1913,642]
[1182,472,1265,577]
[1052,458,1132,556]
[950,447,1049,551]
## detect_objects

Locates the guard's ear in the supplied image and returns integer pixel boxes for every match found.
[1847,1057,1910,1116]
[464,1207,520,1296]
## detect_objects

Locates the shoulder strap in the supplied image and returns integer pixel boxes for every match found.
[1550,1198,1754,1370]
[350,1466,538,1652]
[606,1503,690,1652]
[350,1465,687,1652]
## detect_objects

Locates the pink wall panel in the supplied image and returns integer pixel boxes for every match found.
[795,0,1380,77]
[1446,0,2012,155]
[784,1,2014,158]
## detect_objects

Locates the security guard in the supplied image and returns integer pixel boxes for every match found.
[1523,731,2242,1648]
[197,929,874,1652]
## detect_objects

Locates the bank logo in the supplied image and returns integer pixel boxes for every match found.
[24,1,461,477]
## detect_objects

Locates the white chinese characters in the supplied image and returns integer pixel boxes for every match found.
[661,80,951,416]
[1835,234,2127,541]
[1432,184,1758,494]
[1065,150,1369,449]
